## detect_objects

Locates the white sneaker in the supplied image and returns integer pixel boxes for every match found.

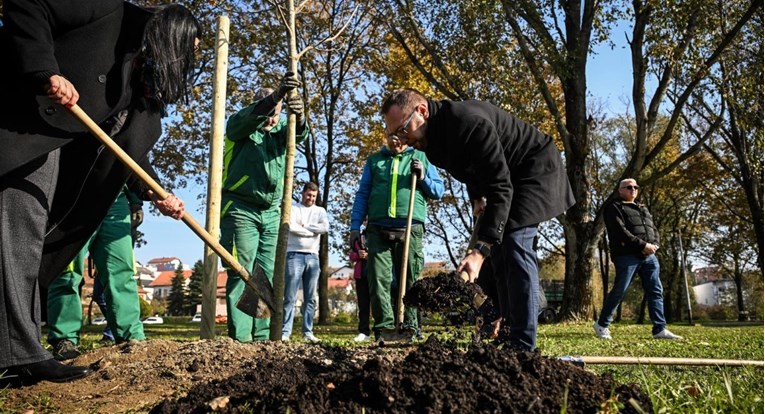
[593,322,612,340]
[303,333,321,343]
[281,335,290,341]
[653,329,683,340]
[353,333,371,342]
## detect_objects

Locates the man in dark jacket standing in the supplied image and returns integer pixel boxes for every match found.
[0,0,199,386]
[381,89,574,351]
[594,179,682,340]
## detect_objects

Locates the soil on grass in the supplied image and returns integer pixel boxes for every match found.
[2,336,652,413]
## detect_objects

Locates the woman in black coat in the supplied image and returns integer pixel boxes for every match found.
[0,0,200,386]
[381,89,574,351]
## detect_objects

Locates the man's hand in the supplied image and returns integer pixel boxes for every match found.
[457,250,485,282]
[358,249,368,260]
[642,243,658,256]
[130,204,144,228]
[273,71,301,102]
[47,75,79,108]
[148,191,185,220]
[411,159,425,181]
[349,230,360,252]
[285,94,305,123]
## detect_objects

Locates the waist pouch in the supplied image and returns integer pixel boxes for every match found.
[379,227,406,243]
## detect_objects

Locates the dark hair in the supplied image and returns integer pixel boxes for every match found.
[303,182,319,193]
[142,4,202,105]
[381,88,427,115]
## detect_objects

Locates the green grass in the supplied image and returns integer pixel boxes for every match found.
[536,322,764,413]
[18,319,764,413]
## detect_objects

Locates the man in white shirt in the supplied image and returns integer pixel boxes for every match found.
[282,182,329,342]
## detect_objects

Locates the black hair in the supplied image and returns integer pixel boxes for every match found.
[381,88,427,115]
[142,4,202,105]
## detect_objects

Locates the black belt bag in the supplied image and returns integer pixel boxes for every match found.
[379,227,407,243]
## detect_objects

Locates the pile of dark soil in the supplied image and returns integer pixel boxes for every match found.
[151,337,652,413]
[404,272,485,312]
[405,271,499,327]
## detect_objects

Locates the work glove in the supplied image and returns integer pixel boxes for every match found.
[411,159,425,181]
[349,230,360,253]
[285,94,305,123]
[273,71,301,102]
[130,204,144,228]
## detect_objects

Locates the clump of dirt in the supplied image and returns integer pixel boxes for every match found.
[151,337,652,413]
[404,272,485,312]
[405,271,499,327]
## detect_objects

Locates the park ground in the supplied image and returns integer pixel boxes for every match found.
[0,319,762,413]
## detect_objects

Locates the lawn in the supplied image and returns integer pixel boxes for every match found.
[34,318,765,413]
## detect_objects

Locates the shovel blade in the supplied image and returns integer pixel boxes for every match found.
[235,264,275,318]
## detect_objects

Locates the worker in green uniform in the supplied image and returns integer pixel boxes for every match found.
[47,186,161,360]
[221,72,309,342]
[349,134,444,342]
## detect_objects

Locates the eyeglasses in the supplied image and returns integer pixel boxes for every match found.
[387,109,417,141]
[621,185,640,190]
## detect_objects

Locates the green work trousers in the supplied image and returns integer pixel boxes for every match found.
[47,191,144,344]
[221,201,279,342]
[366,224,424,331]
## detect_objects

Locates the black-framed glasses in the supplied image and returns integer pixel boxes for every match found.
[387,109,417,141]
[621,185,640,190]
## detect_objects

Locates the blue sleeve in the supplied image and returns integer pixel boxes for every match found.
[350,163,372,231]
[418,163,445,200]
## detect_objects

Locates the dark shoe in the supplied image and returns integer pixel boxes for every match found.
[51,339,81,361]
[1,358,91,387]
[100,335,115,345]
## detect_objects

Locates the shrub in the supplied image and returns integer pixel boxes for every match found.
[139,298,152,319]
[706,305,736,321]
[333,311,353,325]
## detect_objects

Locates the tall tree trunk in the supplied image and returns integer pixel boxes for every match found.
[318,236,330,324]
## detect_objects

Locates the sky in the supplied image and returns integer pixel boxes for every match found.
[135,22,639,269]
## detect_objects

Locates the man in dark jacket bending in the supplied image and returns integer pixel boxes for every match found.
[381,89,574,351]
[593,178,682,340]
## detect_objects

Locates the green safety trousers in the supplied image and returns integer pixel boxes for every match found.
[366,224,424,331]
[47,191,145,344]
[221,200,279,342]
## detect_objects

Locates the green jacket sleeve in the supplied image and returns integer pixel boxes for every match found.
[225,96,279,142]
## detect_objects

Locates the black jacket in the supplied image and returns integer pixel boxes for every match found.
[0,0,163,286]
[604,200,660,257]
[423,99,574,244]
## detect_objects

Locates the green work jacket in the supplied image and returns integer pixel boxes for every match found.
[222,96,309,212]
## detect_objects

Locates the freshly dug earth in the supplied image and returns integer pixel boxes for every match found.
[405,271,499,327]
[152,337,652,413]
[3,337,652,413]
[404,272,485,313]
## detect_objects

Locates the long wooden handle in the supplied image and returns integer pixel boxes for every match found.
[560,355,764,367]
[67,104,254,285]
[397,174,418,329]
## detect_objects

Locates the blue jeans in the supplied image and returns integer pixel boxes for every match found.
[282,252,320,336]
[493,225,540,351]
[598,254,666,335]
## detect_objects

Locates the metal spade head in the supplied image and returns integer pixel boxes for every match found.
[235,264,275,318]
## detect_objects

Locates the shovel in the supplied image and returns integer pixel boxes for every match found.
[67,104,274,317]
[395,174,418,335]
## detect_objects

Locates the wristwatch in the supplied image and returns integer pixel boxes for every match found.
[473,241,491,258]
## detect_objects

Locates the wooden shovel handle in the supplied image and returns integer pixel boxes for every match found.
[67,105,255,287]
